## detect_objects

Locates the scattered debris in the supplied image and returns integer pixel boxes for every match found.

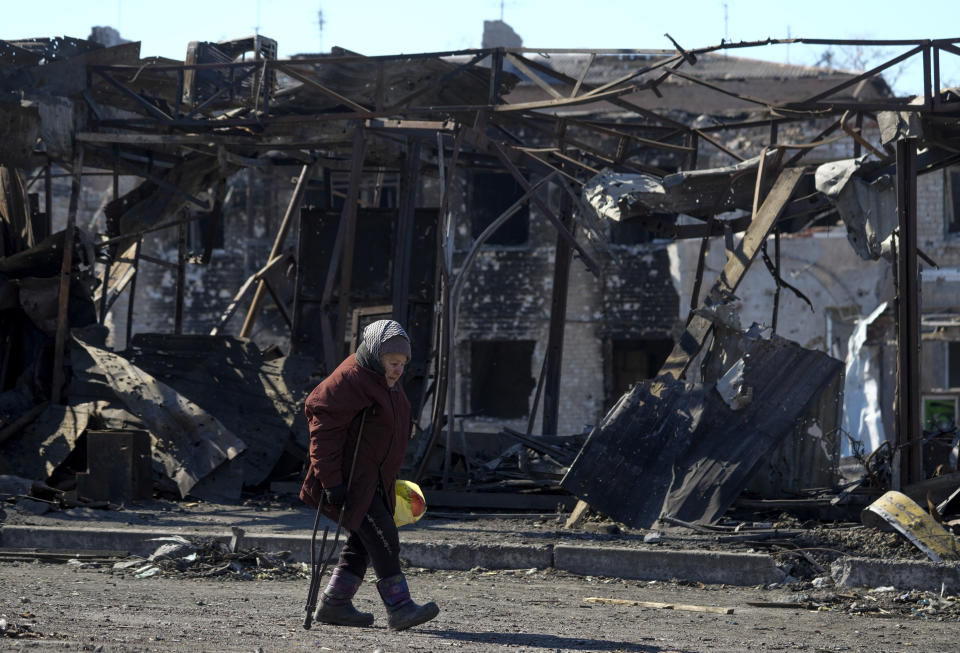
[111,536,307,581]
[862,491,960,562]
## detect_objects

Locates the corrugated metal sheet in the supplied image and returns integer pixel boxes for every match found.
[560,335,844,528]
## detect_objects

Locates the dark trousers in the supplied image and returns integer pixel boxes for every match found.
[337,486,401,580]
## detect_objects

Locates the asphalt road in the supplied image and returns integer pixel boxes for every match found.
[1,560,957,652]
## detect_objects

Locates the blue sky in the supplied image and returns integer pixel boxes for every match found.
[3,0,958,96]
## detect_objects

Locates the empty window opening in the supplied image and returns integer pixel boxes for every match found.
[607,339,674,409]
[950,341,960,388]
[469,172,529,246]
[470,340,536,418]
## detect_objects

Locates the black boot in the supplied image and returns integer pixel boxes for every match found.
[313,568,374,627]
[376,573,439,631]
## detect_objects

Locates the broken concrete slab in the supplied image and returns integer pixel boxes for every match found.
[403,542,554,571]
[553,545,786,585]
[833,556,960,593]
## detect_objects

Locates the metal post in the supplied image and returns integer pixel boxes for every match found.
[98,163,120,324]
[125,238,142,349]
[43,160,53,240]
[684,132,699,171]
[392,138,420,327]
[542,181,574,436]
[333,128,367,361]
[51,146,84,404]
[895,137,923,486]
[174,217,187,334]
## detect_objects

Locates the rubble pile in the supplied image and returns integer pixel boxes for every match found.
[0,616,44,640]
[108,535,307,582]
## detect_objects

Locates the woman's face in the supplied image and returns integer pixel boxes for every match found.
[381,353,407,388]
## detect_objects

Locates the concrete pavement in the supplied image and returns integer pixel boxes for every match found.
[1,498,956,592]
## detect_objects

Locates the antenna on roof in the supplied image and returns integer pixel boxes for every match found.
[254,0,261,35]
[500,0,504,21]
[787,25,792,63]
[723,1,729,56]
[318,4,325,51]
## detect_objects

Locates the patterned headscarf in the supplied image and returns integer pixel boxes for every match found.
[354,319,411,375]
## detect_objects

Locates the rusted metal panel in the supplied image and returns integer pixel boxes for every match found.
[75,430,152,503]
[561,335,844,529]
[862,490,960,562]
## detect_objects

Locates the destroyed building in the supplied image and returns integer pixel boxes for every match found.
[2,23,960,542]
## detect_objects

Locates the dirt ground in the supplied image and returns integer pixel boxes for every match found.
[2,556,958,653]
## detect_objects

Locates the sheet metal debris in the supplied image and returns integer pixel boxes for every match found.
[582,151,778,222]
[862,490,960,562]
[815,158,897,260]
[72,326,246,497]
[0,403,91,481]
[561,334,844,529]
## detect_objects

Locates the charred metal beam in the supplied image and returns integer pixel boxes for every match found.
[541,180,574,436]
[210,254,284,336]
[125,238,141,348]
[484,137,600,276]
[658,167,804,382]
[799,45,923,105]
[392,138,420,328]
[174,219,186,335]
[663,67,772,109]
[239,160,317,338]
[50,147,83,404]
[895,137,923,487]
[92,69,175,122]
[276,62,373,114]
[505,52,562,99]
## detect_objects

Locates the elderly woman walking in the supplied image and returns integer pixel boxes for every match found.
[300,319,439,631]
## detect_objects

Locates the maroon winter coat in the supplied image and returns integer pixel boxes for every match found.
[299,354,411,531]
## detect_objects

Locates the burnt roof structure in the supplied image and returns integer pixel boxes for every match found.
[3,32,960,504]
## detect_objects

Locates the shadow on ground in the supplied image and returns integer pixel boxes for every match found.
[428,627,692,652]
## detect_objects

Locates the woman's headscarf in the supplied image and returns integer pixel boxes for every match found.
[354,319,411,375]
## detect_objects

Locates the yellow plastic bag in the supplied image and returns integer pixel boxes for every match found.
[393,479,426,526]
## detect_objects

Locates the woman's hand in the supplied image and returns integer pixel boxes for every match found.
[324,484,347,505]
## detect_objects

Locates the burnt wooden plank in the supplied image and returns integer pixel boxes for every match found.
[658,166,804,381]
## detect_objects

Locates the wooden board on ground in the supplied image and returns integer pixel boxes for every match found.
[584,597,734,614]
